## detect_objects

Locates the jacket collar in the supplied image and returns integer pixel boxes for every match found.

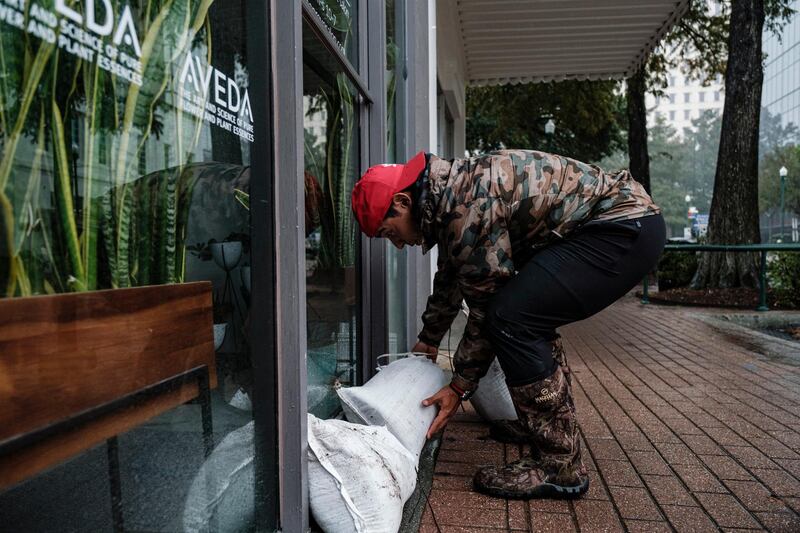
[419,154,453,253]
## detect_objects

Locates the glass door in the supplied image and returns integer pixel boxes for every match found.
[302,3,366,418]
[386,0,409,353]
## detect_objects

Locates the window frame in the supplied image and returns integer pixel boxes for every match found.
[273,2,392,528]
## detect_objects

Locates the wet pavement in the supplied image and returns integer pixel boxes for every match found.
[422,294,800,532]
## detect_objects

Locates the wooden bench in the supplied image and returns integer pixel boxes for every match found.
[0,282,217,531]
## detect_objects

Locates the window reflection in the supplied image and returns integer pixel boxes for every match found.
[386,0,409,353]
[303,19,361,418]
[0,1,268,530]
[306,0,359,67]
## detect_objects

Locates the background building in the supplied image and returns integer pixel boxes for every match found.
[760,0,800,242]
[646,70,725,134]
[645,1,726,135]
[762,1,800,131]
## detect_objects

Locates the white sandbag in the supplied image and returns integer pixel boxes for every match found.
[336,355,447,457]
[183,422,254,533]
[308,414,417,533]
[228,388,252,411]
[470,357,518,422]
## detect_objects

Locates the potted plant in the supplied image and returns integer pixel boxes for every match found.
[188,232,250,269]
[210,241,243,271]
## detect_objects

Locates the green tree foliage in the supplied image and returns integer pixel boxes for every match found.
[465,80,626,162]
[637,1,791,167]
[759,106,799,157]
[649,1,730,90]
[599,106,799,240]
[690,0,795,289]
[768,251,800,307]
[624,1,730,211]
[0,0,215,296]
[758,106,799,218]
[598,109,722,237]
[760,145,800,215]
[646,0,792,91]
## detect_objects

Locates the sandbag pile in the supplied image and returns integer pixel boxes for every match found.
[183,422,255,533]
[307,355,447,532]
[183,415,420,533]
[183,355,446,533]
[308,415,417,533]
[457,303,518,423]
[469,357,518,422]
[337,355,448,458]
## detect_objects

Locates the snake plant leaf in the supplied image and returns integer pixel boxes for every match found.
[233,189,250,210]
[0,193,13,295]
[334,73,356,268]
[51,97,85,286]
[0,37,56,192]
[80,59,104,290]
[2,0,224,297]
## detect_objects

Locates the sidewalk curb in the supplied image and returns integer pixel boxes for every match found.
[399,434,443,533]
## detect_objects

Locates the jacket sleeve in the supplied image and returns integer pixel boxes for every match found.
[448,198,516,392]
[418,252,463,347]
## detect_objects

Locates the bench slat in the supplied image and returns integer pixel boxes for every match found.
[0,282,217,489]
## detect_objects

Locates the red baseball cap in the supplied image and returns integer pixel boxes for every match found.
[351,151,427,237]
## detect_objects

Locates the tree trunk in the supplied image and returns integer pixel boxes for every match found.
[691,0,764,289]
[626,64,651,194]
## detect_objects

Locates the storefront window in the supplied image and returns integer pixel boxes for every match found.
[306,0,359,68]
[303,17,362,418]
[0,1,273,530]
[386,0,409,353]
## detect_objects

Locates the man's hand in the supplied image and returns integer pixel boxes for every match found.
[412,340,438,363]
[422,385,460,439]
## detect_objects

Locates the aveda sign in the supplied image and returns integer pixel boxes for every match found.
[55,0,142,57]
[178,53,255,143]
[0,1,254,140]
[0,0,144,85]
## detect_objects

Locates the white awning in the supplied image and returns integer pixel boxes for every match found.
[457,0,690,86]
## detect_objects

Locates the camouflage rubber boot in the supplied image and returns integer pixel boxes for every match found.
[474,366,589,499]
[489,337,571,445]
[551,335,571,385]
[489,419,534,446]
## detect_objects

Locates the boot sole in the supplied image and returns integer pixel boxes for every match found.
[473,477,590,500]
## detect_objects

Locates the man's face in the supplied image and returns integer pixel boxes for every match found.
[376,192,423,249]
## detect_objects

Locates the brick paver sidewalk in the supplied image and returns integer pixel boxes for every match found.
[421,296,800,532]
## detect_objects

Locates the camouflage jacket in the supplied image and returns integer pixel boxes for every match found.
[416,150,660,391]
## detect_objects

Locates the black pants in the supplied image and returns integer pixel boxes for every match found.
[486,213,666,386]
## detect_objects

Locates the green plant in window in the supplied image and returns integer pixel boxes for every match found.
[102,0,213,288]
[233,188,250,210]
[304,0,358,272]
[0,11,58,296]
[329,72,357,269]
[386,37,400,160]
[0,0,216,297]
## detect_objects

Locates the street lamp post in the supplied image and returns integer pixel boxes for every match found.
[684,195,692,239]
[545,118,555,152]
[779,166,788,243]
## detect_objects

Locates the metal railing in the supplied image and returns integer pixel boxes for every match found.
[641,243,800,311]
